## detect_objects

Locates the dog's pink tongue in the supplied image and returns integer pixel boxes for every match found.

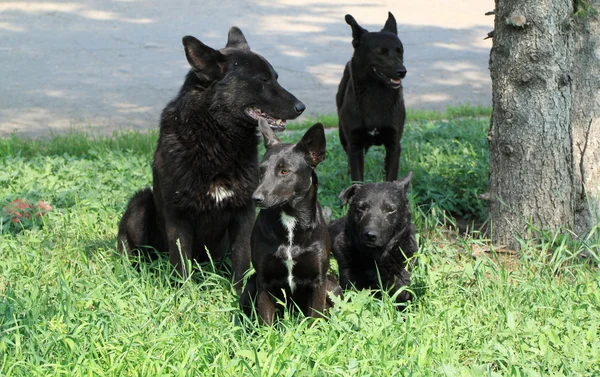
[391,78,401,85]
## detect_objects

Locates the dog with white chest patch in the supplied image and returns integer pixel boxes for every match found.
[116,27,304,294]
[239,118,341,325]
[337,12,407,182]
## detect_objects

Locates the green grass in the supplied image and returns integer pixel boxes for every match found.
[285,104,491,131]
[1,106,599,376]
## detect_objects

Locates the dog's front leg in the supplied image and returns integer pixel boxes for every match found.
[306,281,328,319]
[239,274,257,318]
[347,144,365,182]
[337,261,354,290]
[384,140,401,182]
[228,205,254,295]
[392,269,413,303]
[165,213,194,280]
[257,287,276,326]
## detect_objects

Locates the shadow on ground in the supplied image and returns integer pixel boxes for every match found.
[0,0,493,137]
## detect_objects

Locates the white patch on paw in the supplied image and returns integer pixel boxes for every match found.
[208,186,234,204]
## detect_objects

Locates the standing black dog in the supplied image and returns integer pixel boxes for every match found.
[328,172,416,304]
[239,118,338,325]
[117,27,305,293]
[336,12,407,182]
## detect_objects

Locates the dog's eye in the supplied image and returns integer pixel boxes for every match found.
[379,48,389,55]
[386,207,397,214]
[356,204,367,212]
[260,76,270,83]
[280,169,290,175]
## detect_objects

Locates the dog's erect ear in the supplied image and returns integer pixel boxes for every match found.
[339,184,361,207]
[226,26,250,50]
[296,123,326,168]
[182,36,226,81]
[395,171,413,191]
[258,118,281,148]
[345,14,367,48]
[381,12,397,35]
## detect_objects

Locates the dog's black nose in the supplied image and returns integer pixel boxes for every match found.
[252,194,265,205]
[364,230,378,242]
[294,102,306,115]
[398,68,407,79]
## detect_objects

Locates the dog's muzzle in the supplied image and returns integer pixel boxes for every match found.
[245,107,287,131]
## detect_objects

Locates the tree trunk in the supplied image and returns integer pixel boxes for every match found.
[572,0,600,235]
[489,0,575,249]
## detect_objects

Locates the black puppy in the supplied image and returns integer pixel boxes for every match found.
[117,27,304,293]
[239,118,338,325]
[336,12,407,182]
[329,172,416,304]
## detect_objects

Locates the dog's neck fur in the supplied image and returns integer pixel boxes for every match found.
[277,171,320,233]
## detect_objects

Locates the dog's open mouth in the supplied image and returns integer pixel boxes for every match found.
[245,107,287,131]
[372,68,402,89]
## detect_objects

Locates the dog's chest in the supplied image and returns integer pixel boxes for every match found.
[208,185,235,204]
[367,128,380,137]
[278,212,298,292]
[260,212,320,292]
[160,130,258,212]
[351,125,397,147]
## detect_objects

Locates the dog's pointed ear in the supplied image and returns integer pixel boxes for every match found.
[226,26,250,50]
[182,36,226,82]
[339,184,361,207]
[296,123,326,168]
[258,117,281,148]
[345,14,367,48]
[381,12,397,35]
[395,171,413,191]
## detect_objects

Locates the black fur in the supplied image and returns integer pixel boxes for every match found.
[117,27,304,294]
[329,172,416,304]
[239,119,340,325]
[336,12,407,182]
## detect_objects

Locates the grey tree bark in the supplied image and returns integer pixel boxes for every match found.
[572,0,600,236]
[488,0,599,249]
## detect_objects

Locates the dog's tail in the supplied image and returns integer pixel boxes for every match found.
[117,188,162,260]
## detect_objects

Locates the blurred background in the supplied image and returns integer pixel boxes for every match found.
[0,0,494,137]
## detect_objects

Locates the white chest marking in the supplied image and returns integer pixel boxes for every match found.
[208,186,234,204]
[280,211,297,292]
[368,128,380,137]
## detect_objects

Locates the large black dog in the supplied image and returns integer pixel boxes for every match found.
[117,27,305,293]
[239,119,339,325]
[336,12,407,182]
[328,172,416,304]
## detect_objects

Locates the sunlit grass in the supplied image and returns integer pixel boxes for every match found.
[1,105,599,376]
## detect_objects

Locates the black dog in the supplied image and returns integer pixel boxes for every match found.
[117,27,305,293]
[336,12,407,182]
[329,172,416,304]
[239,119,339,325]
